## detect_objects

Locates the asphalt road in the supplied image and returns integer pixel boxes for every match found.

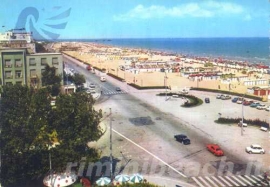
[64,55,269,187]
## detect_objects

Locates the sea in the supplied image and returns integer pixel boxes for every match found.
[56,38,269,65]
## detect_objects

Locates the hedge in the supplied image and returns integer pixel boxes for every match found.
[216,117,269,128]
[157,92,203,107]
[190,87,263,101]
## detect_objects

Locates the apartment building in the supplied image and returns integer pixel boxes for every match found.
[0,30,63,88]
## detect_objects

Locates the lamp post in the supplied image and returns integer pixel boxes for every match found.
[164,71,168,101]
[241,94,245,136]
[109,108,113,181]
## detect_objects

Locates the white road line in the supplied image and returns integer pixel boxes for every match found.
[256,175,268,185]
[231,175,246,186]
[205,176,218,187]
[112,129,187,178]
[211,176,225,187]
[244,175,261,186]
[218,176,232,186]
[198,176,211,187]
[238,175,253,186]
[225,176,240,186]
[192,177,205,187]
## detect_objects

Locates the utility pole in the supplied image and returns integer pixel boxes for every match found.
[109,108,113,181]
[241,94,245,136]
[164,71,168,101]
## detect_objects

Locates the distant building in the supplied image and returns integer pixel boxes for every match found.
[0,29,63,88]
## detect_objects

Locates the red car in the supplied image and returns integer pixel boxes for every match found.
[207,144,224,156]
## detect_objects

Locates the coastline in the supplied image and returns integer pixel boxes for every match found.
[53,41,269,97]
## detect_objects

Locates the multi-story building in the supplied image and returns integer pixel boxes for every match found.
[0,30,63,88]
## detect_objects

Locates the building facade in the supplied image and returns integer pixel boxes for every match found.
[0,48,63,88]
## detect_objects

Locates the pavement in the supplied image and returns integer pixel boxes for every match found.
[65,54,269,187]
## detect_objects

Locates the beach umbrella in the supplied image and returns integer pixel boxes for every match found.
[114,174,130,183]
[130,173,143,183]
[96,177,111,186]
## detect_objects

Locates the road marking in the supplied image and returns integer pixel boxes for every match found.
[231,175,246,186]
[244,175,261,186]
[211,176,225,187]
[112,128,187,178]
[218,176,232,186]
[205,176,218,187]
[198,176,211,187]
[191,177,204,187]
[256,175,268,185]
[238,175,253,186]
[225,176,240,186]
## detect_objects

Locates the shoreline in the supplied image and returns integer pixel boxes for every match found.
[50,38,270,64]
[53,41,269,97]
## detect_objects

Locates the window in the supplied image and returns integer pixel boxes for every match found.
[15,70,22,78]
[41,69,45,73]
[15,59,22,67]
[52,57,58,65]
[30,69,36,77]
[5,71,12,79]
[5,82,12,85]
[16,81,22,85]
[29,58,36,66]
[41,58,47,65]
[5,60,12,68]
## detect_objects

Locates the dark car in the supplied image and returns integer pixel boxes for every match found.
[116,87,121,91]
[205,98,210,103]
[232,97,238,103]
[174,134,191,145]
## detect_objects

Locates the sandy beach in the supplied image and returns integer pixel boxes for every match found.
[53,42,269,97]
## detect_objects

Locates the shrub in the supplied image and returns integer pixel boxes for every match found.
[216,117,269,128]
[156,92,203,107]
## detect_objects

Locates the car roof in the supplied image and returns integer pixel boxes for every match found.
[251,144,262,147]
[207,144,221,148]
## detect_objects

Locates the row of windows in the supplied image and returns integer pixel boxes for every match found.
[4,68,58,79]
[3,57,59,68]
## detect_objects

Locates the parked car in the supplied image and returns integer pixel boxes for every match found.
[205,98,210,103]
[232,97,238,103]
[238,121,248,127]
[265,106,270,111]
[216,94,222,99]
[221,95,231,100]
[207,144,224,156]
[243,100,253,106]
[116,87,121,91]
[89,83,96,88]
[250,102,260,108]
[256,104,267,110]
[174,134,191,145]
[236,98,244,104]
[245,144,265,154]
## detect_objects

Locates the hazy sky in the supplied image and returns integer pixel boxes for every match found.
[0,0,268,39]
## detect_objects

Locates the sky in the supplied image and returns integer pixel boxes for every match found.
[0,0,269,39]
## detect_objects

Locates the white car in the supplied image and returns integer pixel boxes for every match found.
[238,122,248,127]
[265,106,270,111]
[256,104,267,110]
[236,98,244,104]
[100,76,106,82]
[246,144,265,154]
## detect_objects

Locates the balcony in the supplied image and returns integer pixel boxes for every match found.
[5,65,12,68]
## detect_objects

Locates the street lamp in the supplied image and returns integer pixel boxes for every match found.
[241,94,246,136]
[109,108,113,181]
[164,71,168,101]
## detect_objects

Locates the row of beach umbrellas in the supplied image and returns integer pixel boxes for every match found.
[96,173,143,186]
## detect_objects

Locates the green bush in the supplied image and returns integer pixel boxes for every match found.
[216,117,269,128]
[107,73,124,81]
[156,92,203,107]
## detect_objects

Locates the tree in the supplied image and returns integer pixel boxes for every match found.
[41,65,62,96]
[0,85,102,187]
[72,73,86,87]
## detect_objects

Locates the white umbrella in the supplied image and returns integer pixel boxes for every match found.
[114,174,130,183]
[130,173,143,183]
[96,177,111,186]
